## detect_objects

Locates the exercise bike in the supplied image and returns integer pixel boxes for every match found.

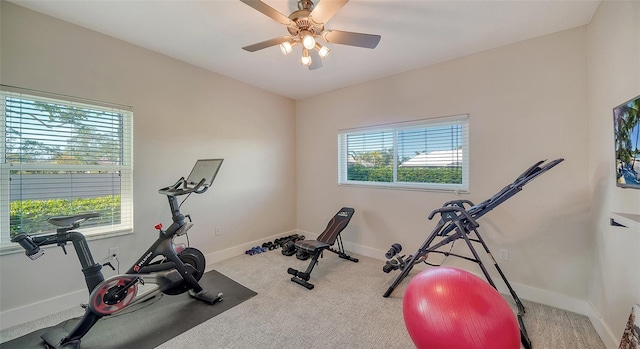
[11,158,225,349]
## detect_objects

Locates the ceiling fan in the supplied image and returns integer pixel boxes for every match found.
[240,0,381,70]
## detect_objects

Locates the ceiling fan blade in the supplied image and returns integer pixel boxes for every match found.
[242,36,291,52]
[309,0,348,25]
[239,0,293,26]
[322,30,381,49]
[309,50,323,70]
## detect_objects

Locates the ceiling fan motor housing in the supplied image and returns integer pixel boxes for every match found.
[287,9,324,38]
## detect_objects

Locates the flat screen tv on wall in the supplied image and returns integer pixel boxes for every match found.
[613,94,640,189]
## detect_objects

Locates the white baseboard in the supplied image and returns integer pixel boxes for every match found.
[302,231,589,313]
[0,290,87,330]
[203,229,299,269]
[339,239,590,314]
[586,303,621,349]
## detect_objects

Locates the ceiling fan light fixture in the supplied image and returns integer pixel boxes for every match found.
[301,31,316,50]
[315,42,330,59]
[279,40,297,55]
[301,48,312,66]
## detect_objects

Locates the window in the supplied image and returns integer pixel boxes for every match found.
[338,115,469,192]
[1,86,133,248]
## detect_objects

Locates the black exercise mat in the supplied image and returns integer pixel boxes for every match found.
[1,270,256,349]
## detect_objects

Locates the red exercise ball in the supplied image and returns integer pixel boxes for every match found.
[402,266,520,349]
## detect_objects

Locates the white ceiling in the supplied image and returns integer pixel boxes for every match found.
[9,0,600,100]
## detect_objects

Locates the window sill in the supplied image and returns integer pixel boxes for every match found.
[338,182,469,194]
[0,229,134,256]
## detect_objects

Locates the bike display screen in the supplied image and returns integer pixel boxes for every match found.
[186,159,224,188]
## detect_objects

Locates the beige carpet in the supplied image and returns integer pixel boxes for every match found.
[1,251,606,349]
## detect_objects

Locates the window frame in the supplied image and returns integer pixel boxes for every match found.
[338,114,469,193]
[0,85,134,249]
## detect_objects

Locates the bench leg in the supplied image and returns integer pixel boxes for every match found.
[287,251,322,289]
[287,244,358,290]
[290,275,314,289]
[338,253,358,263]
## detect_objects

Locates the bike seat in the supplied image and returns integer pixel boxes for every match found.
[47,213,101,228]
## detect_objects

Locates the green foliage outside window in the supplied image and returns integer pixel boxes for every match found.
[347,164,462,184]
[9,195,121,237]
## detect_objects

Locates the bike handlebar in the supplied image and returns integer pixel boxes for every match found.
[11,234,45,260]
[158,177,209,196]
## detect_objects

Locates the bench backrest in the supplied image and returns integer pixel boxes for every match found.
[316,207,355,245]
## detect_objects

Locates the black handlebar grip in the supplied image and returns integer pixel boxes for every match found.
[193,178,209,194]
[172,177,185,190]
[11,234,44,260]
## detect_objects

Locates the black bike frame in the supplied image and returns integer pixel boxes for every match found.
[126,194,204,294]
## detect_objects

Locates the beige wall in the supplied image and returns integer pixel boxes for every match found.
[297,27,591,304]
[0,1,296,324]
[587,1,640,347]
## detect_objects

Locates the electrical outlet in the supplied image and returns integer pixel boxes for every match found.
[215,228,221,236]
[499,248,509,261]
[109,247,119,258]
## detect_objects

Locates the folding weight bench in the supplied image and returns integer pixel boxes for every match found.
[287,207,357,289]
